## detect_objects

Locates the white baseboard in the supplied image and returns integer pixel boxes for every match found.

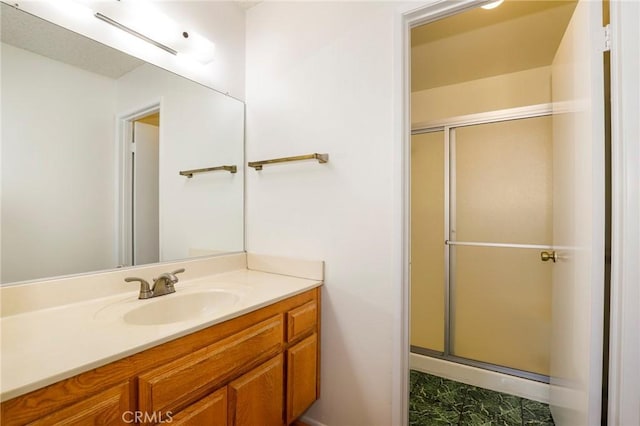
[410,353,550,403]
[299,415,328,426]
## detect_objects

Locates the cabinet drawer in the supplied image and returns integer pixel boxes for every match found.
[28,382,130,426]
[138,315,283,415]
[171,387,227,426]
[287,301,317,343]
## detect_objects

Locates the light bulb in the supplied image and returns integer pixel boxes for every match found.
[51,0,94,19]
[481,0,504,10]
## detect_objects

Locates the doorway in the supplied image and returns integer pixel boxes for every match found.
[405,0,606,425]
[119,106,161,268]
[409,0,577,387]
[132,114,160,266]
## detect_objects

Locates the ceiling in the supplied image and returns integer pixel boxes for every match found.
[411,0,577,92]
[1,3,144,79]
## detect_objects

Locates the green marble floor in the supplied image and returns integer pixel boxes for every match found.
[410,370,555,426]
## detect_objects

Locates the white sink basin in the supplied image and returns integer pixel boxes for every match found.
[95,290,240,326]
[125,291,240,325]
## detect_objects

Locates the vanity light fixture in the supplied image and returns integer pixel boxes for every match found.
[91,0,216,64]
[94,12,177,55]
[55,0,216,64]
[481,0,504,10]
[176,31,216,65]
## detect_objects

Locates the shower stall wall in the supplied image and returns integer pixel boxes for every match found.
[410,105,554,383]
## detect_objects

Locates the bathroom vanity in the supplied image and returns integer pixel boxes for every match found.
[0,253,322,425]
[1,4,322,424]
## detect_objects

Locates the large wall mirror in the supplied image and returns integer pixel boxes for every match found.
[1,3,245,285]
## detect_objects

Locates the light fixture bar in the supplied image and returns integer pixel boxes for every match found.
[94,12,177,56]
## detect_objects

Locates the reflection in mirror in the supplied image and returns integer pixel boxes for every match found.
[0,4,245,285]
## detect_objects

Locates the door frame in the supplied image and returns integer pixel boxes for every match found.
[398,0,637,424]
[607,1,640,424]
[115,100,162,268]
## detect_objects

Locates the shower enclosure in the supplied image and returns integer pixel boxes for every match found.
[410,108,554,382]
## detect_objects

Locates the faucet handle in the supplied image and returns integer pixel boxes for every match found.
[125,277,153,299]
[153,268,185,283]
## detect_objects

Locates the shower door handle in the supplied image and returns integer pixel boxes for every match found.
[540,251,557,263]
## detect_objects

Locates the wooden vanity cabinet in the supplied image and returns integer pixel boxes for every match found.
[0,288,320,426]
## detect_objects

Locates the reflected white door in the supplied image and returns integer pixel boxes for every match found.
[133,122,160,265]
[550,0,605,424]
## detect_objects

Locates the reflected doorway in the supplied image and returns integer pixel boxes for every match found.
[119,106,161,267]
[132,115,160,266]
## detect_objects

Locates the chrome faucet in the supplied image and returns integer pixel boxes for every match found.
[125,268,185,299]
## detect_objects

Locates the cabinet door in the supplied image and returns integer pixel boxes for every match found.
[286,333,318,424]
[228,354,284,426]
[170,387,227,426]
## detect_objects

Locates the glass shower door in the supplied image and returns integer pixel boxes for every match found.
[449,116,553,378]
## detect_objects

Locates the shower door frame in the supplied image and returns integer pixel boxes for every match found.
[410,102,553,383]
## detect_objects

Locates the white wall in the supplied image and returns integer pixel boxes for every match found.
[245,2,424,424]
[116,64,245,262]
[1,43,116,283]
[15,1,246,99]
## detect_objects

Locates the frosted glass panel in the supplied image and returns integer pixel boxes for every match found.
[410,131,445,352]
[451,245,552,375]
[454,117,552,245]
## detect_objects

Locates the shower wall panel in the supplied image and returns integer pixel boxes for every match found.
[411,131,445,352]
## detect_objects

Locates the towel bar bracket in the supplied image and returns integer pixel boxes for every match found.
[179,165,237,178]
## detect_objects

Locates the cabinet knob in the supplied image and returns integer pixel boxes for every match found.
[540,251,557,263]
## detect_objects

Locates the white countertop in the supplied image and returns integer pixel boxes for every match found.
[1,267,321,401]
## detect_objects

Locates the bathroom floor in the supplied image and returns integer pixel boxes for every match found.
[410,370,555,426]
